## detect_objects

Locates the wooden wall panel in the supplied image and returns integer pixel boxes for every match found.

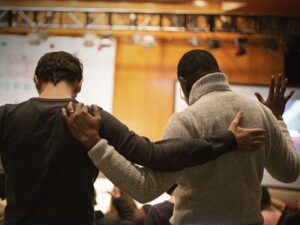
[113,42,176,140]
[113,37,284,140]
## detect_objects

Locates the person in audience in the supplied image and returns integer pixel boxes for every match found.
[106,187,145,225]
[94,187,135,225]
[144,184,177,225]
[63,49,300,225]
[271,193,300,213]
[261,186,282,225]
[141,204,152,221]
[261,186,300,225]
[0,51,264,225]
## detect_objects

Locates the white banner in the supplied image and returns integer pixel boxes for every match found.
[0,34,116,112]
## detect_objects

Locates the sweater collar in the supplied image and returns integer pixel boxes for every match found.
[188,72,231,105]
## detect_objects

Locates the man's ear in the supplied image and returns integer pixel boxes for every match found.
[33,75,41,93]
[74,79,83,94]
[179,76,189,102]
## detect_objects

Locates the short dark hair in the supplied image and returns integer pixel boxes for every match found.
[177,49,219,78]
[35,51,83,85]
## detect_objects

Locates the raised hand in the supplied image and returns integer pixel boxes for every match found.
[228,111,266,149]
[255,74,294,120]
[61,102,101,150]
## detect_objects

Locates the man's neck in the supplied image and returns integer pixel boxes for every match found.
[38,82,75,99]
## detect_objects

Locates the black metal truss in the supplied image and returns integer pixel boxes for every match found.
[0,7,299,35]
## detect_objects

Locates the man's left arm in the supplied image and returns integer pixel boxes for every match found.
[62,104,264,172]
[100,109,239,171]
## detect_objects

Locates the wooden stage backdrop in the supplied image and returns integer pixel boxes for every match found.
[113,35,284,141]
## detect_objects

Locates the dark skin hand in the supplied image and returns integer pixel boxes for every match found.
[62,103,265,151]
[227,111,265,150]
[62,103,101,149]
[255,74,294,120]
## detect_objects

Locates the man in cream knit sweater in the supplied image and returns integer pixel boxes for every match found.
[65,50,300,225]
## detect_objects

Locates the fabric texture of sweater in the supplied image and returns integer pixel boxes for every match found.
[95,197,135,225]
[88,73,300,225]
[0,98,99,225]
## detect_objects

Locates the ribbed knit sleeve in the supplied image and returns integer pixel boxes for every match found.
[88,139,180,203]
[265,110,300,183]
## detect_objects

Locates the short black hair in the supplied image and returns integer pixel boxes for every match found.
[177,49,219,78]
[35,51,83,85]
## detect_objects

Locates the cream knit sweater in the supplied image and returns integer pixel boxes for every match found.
[88,73,300,225]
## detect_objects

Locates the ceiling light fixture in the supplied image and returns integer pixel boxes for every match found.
[194,0,207,7]
[99,32,112,47]
[27,28,48,46]
[207,39,220,49]
[187,36,200,47]
[141,35,156,49]
[83,32,98,47]
[131,34,143,45]
[235,36,248,56]
[264,39,278,53]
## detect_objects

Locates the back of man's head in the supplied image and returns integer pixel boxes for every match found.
[177,49,220,79]
[35,51,83,85]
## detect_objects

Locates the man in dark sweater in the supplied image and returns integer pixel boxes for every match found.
[0,51,265,225]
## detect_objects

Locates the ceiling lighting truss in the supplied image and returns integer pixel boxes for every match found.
[0,7,299,35]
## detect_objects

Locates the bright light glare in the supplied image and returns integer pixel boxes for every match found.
[194,0,207,7]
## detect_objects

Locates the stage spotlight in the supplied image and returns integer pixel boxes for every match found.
[284,35,300,54]
[236,45,246,56]
[207,39,220,49]
[235,36,248,56]
[194,0,207,7]
[188,36,200,46]
[235,36,248,46]
[100,32,112,47]
[27,28,48,46]
[129,13,136,26]
[264,39,278,52]
[131,34,143,45]
[27,30,41,46]
[141,35,156,49]
[83,32,97,47]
